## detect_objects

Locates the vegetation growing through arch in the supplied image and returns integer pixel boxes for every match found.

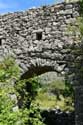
[0,56,45,125]
[1,0,83,123]
[0,55,75,124]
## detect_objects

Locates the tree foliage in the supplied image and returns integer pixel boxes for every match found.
[0,56,20,82]
[0,56,44,125]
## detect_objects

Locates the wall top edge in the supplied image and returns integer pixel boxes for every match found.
[0,1,79,17]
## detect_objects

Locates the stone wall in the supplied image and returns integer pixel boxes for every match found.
[0,2,79,78]
[0,2,81,125]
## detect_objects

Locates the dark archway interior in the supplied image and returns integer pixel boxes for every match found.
[21,65,55,79]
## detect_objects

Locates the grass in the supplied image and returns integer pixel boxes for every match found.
[35,79,74,111]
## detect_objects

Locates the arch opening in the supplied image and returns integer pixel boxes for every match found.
[20,65,55,79]
[20,64,75,112]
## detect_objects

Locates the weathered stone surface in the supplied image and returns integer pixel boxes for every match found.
[0,2,79,78]
[0,2,81,125]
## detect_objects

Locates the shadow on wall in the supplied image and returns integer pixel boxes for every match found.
[21,66,55,79]
[41,109,75,125]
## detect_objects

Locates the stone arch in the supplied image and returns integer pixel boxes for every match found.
[21,65,57,79]
[0,2,81,124]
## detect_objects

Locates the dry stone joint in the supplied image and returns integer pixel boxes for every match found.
[0,2,82,125]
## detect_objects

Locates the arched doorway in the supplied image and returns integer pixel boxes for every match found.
[19,67,75,125]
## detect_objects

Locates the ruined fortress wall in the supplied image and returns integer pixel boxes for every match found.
[0,2,79,75]
[0,2,82,125]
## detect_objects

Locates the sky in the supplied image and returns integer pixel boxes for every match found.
[0,0,63,14]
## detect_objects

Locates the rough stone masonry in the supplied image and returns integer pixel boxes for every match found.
[0,2,82,125]
[0,2,79,76]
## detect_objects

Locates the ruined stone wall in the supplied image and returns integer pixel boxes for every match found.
[0,2,82,125]
[0,2,79,77]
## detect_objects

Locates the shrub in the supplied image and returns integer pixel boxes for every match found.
[0,56,44,125]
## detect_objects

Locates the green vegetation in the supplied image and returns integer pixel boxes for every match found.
[1,1,83,124]
[36,79,74,111]
[0,56,20,82]
[0,56,74,124]
[0,57,44,125]
[15,77,40,109]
